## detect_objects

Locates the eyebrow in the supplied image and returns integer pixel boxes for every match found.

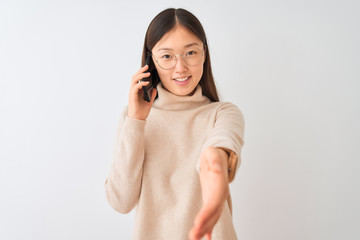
[156,43,200,52]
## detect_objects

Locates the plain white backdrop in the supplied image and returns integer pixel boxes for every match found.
[1,0,359,239]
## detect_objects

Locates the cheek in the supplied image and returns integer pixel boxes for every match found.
[196,66,204,80]
[157,70,169,82]
[154,65,167,81]
[152,56,174,84]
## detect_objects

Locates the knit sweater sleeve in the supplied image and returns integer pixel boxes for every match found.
[197,102,245,182]
[105,106,146,213]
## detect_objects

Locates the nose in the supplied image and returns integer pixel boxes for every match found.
[174,55,187,73]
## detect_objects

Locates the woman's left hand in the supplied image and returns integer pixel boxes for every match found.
[189,146,229,240]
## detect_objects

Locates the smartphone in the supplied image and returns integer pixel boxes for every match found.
[141,54,153,102]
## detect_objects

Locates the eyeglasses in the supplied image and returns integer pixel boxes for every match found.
[151,47,205,70]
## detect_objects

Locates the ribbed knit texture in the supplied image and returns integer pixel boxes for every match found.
[105,82,245,240]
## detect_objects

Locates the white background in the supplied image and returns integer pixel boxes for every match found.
[1,0,359,239]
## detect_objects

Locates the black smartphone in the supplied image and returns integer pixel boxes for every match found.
[141,54,153,102]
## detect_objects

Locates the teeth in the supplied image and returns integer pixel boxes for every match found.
[175,77,189,82]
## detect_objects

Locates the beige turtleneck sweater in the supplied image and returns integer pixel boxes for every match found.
[105,82,245,240]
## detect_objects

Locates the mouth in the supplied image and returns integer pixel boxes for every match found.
[173,76,191,86]
[174,76,190,82]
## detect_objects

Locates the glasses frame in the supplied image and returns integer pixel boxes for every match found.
[151,47,205,70]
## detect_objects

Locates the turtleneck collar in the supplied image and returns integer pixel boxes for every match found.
[152,82,211,111]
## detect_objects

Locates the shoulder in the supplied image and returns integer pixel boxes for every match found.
[211,102,244,124]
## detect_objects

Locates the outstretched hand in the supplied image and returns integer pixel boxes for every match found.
[189,147,229,240]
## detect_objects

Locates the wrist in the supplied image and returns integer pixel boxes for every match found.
[127,114,145,121]
[127,109,146,121]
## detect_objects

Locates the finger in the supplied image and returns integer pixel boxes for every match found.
[129,81,149,98]
[131,72,151,86]
[131,64,150,84]
[134,80,149,91]
[135,64,149,75]
[205,232,212,240]
[188,226,201,240]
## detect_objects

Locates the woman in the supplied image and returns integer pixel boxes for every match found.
[105,8,245,240]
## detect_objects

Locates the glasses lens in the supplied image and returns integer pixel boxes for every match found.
[157,54,175,69]
[156,48,203,70]
[183,48,203,66]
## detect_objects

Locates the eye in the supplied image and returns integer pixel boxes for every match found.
[160,54,173,59]
[186,50,197,56]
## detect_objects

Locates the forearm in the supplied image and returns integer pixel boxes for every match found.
[200,146,229,180]
[190,147,230,239]
[199,147,229,204]
[105,116,146,213]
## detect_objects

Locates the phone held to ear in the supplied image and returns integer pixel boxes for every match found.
[141,54,153,102]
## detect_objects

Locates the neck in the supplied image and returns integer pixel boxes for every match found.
[152,82,211,111]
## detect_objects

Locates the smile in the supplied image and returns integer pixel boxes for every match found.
[174,76,190,82]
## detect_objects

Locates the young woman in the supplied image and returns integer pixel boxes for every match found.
[105,8,245,240]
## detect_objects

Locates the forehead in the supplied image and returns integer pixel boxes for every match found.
[152,25,203,52]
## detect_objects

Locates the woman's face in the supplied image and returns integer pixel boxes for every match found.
[151,25,205,96]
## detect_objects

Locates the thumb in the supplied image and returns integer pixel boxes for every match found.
[205,232,212,240]
[150,88,157,103]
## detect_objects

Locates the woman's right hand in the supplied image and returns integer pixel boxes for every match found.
[127,65,157,121]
